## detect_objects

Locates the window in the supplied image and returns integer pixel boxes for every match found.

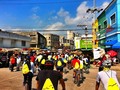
[104,20,107,28]
[98,25,101,30]
[110,13,116,25]
[21,41,26,46]
[11,40,16,47]
[0,38,3,47]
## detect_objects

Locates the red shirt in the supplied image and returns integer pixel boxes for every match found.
[71,58,80,67]
[30,56,35,62]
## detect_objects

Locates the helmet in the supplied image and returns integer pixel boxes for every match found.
[44,60,54,70]
[74,55,78,59]
[48,55,52,60]
[102,59,111,67]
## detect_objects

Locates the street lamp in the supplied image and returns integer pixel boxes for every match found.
[86,8,103,13]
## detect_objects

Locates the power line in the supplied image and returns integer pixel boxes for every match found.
[2,28,92,32]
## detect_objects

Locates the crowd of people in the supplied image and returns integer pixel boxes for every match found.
[0,49,120,90]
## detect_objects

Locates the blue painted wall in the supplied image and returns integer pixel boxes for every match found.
[106,0,117,34]
[117,0,120,31]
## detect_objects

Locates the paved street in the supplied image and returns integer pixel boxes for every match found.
[0,64,120,90]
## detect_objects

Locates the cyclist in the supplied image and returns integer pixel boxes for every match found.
[36,60,66,90]
[95,59,120,90]
[67,54,73,70]
[71,55,81,86]
[83,55,89,73]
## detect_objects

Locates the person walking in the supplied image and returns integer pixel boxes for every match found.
[10,54,16,72]
[36,60,66,90]
[22,55,34,90]
[95,59,120,90]
[16,53,22,71]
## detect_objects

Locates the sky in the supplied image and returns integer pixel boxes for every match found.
[0,0,112,36]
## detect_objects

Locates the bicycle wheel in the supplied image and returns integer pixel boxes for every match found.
[25,83,29,90]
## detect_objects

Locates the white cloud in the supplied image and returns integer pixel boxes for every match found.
[45,22,64,30]
[43,1,110,35]
[31,6,40,13]
[100,1,109,10]
[64,1,93,27]
[31,14,40,20]
[44,22,65,34]
[57,8,69,17]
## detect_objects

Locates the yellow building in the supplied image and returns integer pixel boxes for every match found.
[92,19,99,49]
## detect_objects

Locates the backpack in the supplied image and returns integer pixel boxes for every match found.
[22,63,30,74]
[42,78,55,90]
[105,71,119,90]
[75,62,80,69]
[57,60,62,67]
[41,59,46,65]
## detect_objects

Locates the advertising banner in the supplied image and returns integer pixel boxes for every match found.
[80,40,92,49]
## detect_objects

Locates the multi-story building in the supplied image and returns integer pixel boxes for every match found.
[95,0,120,49]
[64,39,74,50]
[59,36,66,49]
[0,30,31,49]
[43,33,60,50]
[93,0,120,61]
[13,31,46,49]
[92,19,99,49]
[67,31,75,40]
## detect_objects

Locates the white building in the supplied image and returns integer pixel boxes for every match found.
[0,31,31,49]
[67,31,75,40]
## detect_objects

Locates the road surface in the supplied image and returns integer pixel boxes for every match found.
[0,64,120,90]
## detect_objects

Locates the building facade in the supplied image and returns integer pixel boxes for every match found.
[43,33,60,50]
[96,0,120,49]
[67,31,75,40]
[0,30,30,48]
[13,31,46,49]
[92,19,99,49]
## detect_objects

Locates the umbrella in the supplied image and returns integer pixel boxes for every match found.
[107,50,117,57]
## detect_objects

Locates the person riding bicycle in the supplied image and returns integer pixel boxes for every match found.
[83,55,89,73]
[71,55,81,86]
[95,59,120,90]
[36,60,66,90]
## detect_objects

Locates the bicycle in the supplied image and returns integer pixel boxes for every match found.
[24,75,29,90]
[24,73,33,90]
[73,69,81,86]
[83,63,90,74]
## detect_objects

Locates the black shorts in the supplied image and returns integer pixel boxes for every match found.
[56,66,63,72]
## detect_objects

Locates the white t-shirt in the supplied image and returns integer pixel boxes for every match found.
[16,56,21,64]
[96,70,120,90]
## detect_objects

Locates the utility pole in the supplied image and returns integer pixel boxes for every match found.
[77,25,88,50]
[86,0,103,49]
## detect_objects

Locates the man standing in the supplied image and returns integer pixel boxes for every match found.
[95,59,120,90]
[36,60,66,90]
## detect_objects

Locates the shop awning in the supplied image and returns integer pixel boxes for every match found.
[112,42,120,48]
[105,40,117,45]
